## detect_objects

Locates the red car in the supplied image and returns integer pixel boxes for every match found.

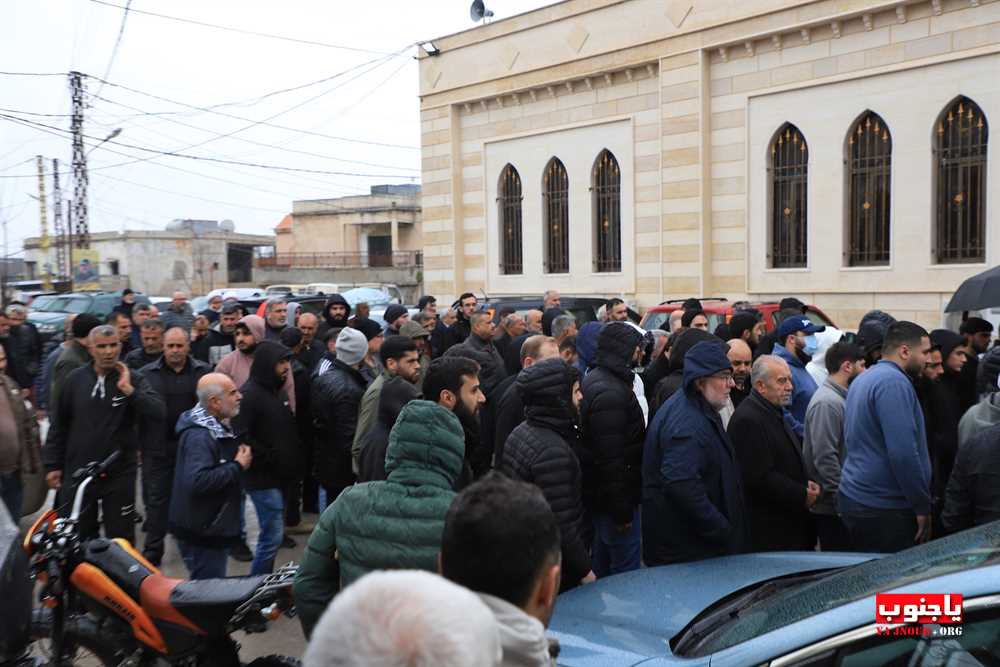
[639,298,837,333]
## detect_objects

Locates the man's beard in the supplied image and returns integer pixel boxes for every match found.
[905,357,925,380]
[238,342,257,355]
[795,347,812,366]
[733,375,748,391]
[453,399,479,433]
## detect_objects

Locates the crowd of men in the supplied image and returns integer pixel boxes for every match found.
[2,286,1000,665]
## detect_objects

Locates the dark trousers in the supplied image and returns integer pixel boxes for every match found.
[592,508,642,577]
[815,513,852,551]
[841,507,917,553]
[58,470,137,544]
[177,540,228,579]
[142,456,174,562]
[284,482,300,527]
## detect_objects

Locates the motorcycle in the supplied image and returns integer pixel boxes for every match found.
[23,450,301,666]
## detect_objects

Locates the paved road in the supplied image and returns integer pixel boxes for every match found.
[22,487,313,663]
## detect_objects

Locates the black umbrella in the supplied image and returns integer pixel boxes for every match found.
[945,265,1000,312]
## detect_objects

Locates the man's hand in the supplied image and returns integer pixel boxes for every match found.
[235,444,253,470]
[46,470,62,489]
[581,571,597,585]
[805,481,821,508]
[915,514,932,544]
[115,362,134,396]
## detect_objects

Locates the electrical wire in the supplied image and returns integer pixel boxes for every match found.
[91,171,288,213]
[89,0,405,57]
[94,0,132,99]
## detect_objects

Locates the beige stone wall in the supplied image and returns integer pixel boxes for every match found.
[419,0,1000,329]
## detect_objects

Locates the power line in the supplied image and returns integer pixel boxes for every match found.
[89,0,405,57]
[0,71,66,77]
[91,171,288,213]
[94,0,133,98]
[0,112,418,179]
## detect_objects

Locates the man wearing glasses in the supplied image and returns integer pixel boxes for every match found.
[641,340,749,566]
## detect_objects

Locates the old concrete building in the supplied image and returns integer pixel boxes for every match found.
[24,220,274,295]
[277,184,422,263]
[418,0,1000,329]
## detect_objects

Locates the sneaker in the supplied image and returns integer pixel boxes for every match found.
[281,534,296,549]
[230,541,253,562]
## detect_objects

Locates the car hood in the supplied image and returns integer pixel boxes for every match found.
[548,552,874,667]
[27,311,68,325]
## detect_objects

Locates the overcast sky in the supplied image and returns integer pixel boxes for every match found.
[0,0,557,254]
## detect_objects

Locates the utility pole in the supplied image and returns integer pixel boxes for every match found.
[70,71,89,248]
[36,155,51,289]
[66,200,74,292]
[52,158,66,283]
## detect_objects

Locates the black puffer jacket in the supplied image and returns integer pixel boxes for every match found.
[232,341,302,490]
[6,322,42,389]
[580,322,645,524]
[500,358,590,590]
[311,358,368,490]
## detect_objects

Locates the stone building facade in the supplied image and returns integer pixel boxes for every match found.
[417,0,1000,329]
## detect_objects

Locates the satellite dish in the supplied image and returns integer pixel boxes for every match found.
[470,0,494,22]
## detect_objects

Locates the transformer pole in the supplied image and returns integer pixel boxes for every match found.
[70,71,89,249]
[36,156,51,289]
[52,159,66,282]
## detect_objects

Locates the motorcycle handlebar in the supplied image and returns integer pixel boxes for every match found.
[72,450,122,481]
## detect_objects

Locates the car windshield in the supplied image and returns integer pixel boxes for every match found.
[38,296,92,314]
[29,295,57,310]
[683,521,1000,656]
[643,311,670,331]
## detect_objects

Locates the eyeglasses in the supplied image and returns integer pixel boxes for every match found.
[709,371,735,381]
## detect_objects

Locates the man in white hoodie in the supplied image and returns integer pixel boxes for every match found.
[440,473,560,667]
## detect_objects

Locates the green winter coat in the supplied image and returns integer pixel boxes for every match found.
[292,399,465,638]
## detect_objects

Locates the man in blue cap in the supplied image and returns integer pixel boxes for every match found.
[772,315,825,437]
[642,340,748,565]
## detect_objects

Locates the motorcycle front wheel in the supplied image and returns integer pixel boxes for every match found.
[30,608,131,666]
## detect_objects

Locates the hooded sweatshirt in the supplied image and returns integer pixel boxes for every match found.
[927,329,968,500]
[215,314,295,413]
[574,322,602,376]
[357,375,422,483]
[652,328,716,413]
[958,393,1000,448]
[293,400,465,638]
[477,593,556,667]
[317,293,352,341]
[231,341,301,490]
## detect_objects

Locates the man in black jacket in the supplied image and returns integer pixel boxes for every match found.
[124,319,164,370]
[138,327,211,565]
[4,304,42,393]
[942,421,1000,533]
[49,314,101,418]
[232,341,301,575]
[444,292,477,351]
[194,303,241,366]
[357,376,422,483]
[729,355,819,551]
[493,335,559,465]
[311,328,369,504]
[42,325,165,541]
[169,373,252,578]
[499,358,595,591]
[580,322,645,576]
[316,293,352,342]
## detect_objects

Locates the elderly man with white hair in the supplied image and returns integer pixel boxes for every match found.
[160,290,195,332]
[303,570,502,667]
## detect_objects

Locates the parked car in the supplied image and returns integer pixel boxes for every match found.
[549,521,1000,665]
[640,298,836,333]
[479,296,640,327]
[27,291,150,349]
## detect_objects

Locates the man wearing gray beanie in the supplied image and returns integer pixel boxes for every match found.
[311,327,370,501]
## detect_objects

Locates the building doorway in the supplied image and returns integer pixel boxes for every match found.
[368,235,392,267]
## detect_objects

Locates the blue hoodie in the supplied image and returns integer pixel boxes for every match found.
[575,321,602,376]
[772,342,818,438]
[642,341,748,564]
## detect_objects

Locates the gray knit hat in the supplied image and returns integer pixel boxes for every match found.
[336,327,368,366]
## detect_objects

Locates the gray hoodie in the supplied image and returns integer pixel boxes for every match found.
[958,394,1000,448]
[477,593,556,667]
[803,377,848,516]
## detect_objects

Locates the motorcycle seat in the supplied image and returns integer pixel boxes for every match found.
[141,574,267,635]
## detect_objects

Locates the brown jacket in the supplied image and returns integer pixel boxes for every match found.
[0,374,41,474]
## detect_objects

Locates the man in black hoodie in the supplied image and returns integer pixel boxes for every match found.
[42,325,165,541]
[926,328,970,529]
[316,293,352,342]
[232,341,302,575]
[499,358,595,591]
[580,322,645,576]
[357,376,421,483]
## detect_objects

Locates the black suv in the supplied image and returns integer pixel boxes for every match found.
[27,291,150,350]
[479,296,640,326]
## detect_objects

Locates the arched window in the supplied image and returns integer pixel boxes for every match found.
[935,96,989,264]
[592,149,621,272]
[497,163,523,275]
[769,123,808,268]
[846,111,892,266]
[543,157,569,274]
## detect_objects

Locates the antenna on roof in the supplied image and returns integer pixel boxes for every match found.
[470,0,494,22]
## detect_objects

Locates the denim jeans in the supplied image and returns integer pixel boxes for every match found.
[0,471,23,520]
[248,488,284,575]
[592,508,642,577]
[177,540,228,579]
